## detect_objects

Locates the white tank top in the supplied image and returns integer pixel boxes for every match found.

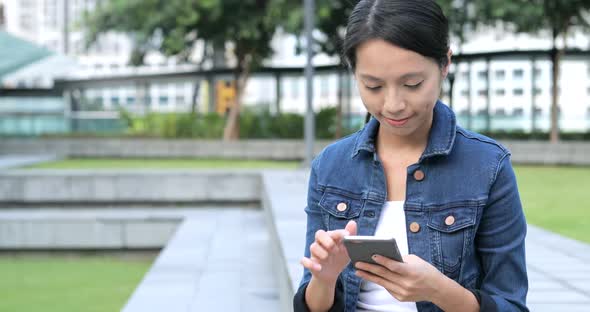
[357,201,419,312]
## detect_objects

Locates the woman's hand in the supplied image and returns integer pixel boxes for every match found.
[354,254,444,303]
[300,220,357,285]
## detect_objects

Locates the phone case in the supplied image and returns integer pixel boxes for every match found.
[343,236,403,265]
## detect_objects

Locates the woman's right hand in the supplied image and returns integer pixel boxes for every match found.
[300,220,358,285]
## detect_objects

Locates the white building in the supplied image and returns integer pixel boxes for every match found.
[2,0,590,132]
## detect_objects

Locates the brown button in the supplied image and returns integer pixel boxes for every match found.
[336,202,348,212]
[413,170,425,181]
[445,215,455,226]
[409,222,421,233]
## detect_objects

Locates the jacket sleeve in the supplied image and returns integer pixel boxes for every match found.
[293,276,345,312]
[293,155,346,312]
[469,153,529,311]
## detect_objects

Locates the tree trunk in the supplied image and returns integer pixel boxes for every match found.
[223,55,251,141]
[190,81,200,114]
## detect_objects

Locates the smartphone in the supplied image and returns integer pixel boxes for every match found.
[343,236,403,265]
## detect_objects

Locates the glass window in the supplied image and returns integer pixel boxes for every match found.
[495,89,505,96]
[477,70,488,79]
[495,108,506,116]
[513,88,524,96]
[495,70,505,80]
[513,69,524,79]
[461,71,469,80]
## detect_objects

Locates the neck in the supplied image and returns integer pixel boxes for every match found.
[376,114,432,157]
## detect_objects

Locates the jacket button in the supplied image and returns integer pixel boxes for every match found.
[445,215,455,226]
[413,170,425,181]
[336,203,348,212]
[409,222,421,233]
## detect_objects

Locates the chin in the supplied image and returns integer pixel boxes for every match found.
[380,121,416,136]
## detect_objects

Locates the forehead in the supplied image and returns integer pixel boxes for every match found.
[355,39,436,77]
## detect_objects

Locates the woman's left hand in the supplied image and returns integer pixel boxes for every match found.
[354,254,444,302]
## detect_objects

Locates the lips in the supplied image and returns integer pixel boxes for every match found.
[384,116,411,127]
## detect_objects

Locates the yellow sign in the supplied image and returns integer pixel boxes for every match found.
[216,80,236,115]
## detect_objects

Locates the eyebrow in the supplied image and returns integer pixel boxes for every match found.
[359,72,424,82]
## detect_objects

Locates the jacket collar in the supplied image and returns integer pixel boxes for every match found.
[351,100,457,162]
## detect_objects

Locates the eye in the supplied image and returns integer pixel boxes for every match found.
[404,81,423,89]
[365,85,382,92]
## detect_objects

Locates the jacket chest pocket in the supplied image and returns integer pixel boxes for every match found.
[427,205,477,280]
[318,190,364,231]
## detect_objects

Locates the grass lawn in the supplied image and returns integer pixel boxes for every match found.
[25,158,300,169]
[0,256,152,312]
[514,165,590,244]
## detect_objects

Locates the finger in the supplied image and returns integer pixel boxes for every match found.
[315,230,336,251]
[300,257,322,272]
[345,220,357,236]
[327,229,350,244]
[309,242,329,260]
[372,254,407,275]
[355,261,400,280]
[355,269,404,298]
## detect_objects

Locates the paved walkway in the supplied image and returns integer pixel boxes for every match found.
[263,171,590,312]
[122,208,280,312]
[0,154,57,170]
[0,207,280,312]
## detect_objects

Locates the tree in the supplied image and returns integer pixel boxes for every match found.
[438,0,478,53]
[474,0,590,143]
[282,0,477,138]
[281,0,353,139]
[84,0,291,140]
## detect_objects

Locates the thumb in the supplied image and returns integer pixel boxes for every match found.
[345,220,357,236]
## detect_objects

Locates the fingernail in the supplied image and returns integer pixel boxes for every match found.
[372,254,378,260]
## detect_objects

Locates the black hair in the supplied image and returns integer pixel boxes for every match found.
[343,0,450,71]
[344,0,450,124]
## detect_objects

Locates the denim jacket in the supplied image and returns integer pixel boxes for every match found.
[294,101,528,312]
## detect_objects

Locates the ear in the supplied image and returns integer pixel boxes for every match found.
[442,49,453,78]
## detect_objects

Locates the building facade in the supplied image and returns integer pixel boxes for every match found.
[2,1,590,132]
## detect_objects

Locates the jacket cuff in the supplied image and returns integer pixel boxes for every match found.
[468,288,498,312]
[293,278,345,312]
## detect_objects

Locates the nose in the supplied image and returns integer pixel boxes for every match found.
[383,87,406,115]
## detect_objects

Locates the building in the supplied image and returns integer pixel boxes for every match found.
[2,1,590,132]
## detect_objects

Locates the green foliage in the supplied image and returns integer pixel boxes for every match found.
[116,107,357,139]
[84,0,293,68]
[473,0,590,38]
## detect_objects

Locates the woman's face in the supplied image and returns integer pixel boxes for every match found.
[354,39,449,138]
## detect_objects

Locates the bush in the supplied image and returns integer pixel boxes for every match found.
[72,106,589,141]
[116,106,360,139]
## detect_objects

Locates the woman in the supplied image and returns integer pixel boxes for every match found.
[293,1,528,311]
